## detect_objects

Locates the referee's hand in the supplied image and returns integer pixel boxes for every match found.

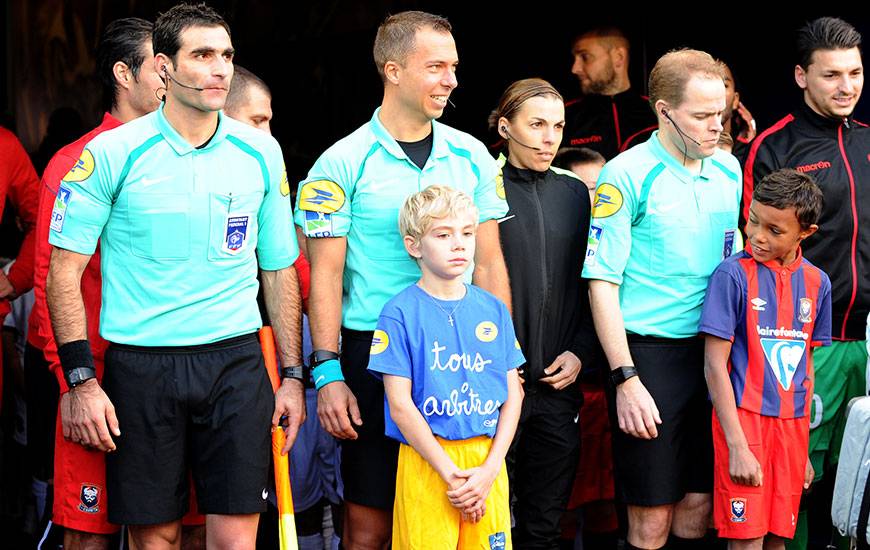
[615,377,662,439]
[273,378,306,454]
[67,379,120,452]
[317,381,362,440]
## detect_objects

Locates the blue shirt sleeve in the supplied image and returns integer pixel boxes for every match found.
[367,309,413,380]
[699,265,743,341]
[813,273,833,347]
[497,300,525,371]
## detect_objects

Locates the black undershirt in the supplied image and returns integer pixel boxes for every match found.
[397,132,433,170]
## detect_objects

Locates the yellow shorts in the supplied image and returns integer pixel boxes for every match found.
[393,436,511,549]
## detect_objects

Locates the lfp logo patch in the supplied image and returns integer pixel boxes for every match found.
[730,498,747,523]
[370,330,389,355]
[299,180,345,213]
[79,484,101,514]
[305,210,333,238]
[50,185,72,232]
[64,149,95,182]
[760,338,806,391]
[476,321,498,343]
[223,215,250,253]
[591,183,623,218]
[585,224,603,265]
[488,532,506,549]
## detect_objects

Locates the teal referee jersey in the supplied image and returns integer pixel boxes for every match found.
[49,105,298,346]
[294,108,507,330]
[581,131,742,338]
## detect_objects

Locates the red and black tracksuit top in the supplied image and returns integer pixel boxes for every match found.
[563,88,657,160]
[744,102,870,341]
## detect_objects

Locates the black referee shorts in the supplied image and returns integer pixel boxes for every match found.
[103,333,273,525]
[607,334,713,507]
[339,327,399,510]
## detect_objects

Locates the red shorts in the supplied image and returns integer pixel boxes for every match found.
[568,384,615,507]
[712,408,809,540]
[53,399,206,533]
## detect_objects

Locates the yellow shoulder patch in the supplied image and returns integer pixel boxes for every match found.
[591,183,623,218]
[298,180,346,213]
[370,330,390,355]
[63,149,95,183]
[495,171,506,200]
[279,163,290,197]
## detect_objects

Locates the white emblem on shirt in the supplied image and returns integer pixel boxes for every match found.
[751,297,767,311]
[497,215,516,224]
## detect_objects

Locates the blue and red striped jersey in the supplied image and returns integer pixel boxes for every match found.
[699,247,832,418]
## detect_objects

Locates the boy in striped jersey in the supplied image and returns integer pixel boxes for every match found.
[700,169,831,549]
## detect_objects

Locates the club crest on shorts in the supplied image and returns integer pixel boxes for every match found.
[798,297,813,323]
[79,484,101,514]
[223,215,250,253]
[488,532,506,549]
[730,498,747,522]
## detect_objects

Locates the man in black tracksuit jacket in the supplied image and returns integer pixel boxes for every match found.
[498,156,599,548]
[743,16,869,549]
[565,28,657,159]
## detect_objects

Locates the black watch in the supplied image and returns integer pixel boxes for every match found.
[609,366,638,387]
[309,349,340,367]
[66,367,97,389]
[280,364,307,383]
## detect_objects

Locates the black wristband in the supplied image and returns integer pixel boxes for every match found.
[281,364,306,382]
[309,349,340,368]
[609,365,638,387]
[58,340,97,388]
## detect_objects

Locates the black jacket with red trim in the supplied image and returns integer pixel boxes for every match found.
[744,102,870,340]
[563,88,657,160]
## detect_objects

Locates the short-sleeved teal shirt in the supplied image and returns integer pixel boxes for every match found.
[49,105,298,346]
[581,132,742,338]
[294,108,507,330]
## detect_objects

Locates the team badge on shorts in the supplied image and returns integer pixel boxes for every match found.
[79,484,101,514]
[223,215,250,253]
[730,498,747,522]
[488,532,506,549]
[799,298,813,323]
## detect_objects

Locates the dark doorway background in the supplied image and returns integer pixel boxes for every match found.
[4,1,868,183]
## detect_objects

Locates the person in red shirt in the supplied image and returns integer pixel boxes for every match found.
[29,17,166,550]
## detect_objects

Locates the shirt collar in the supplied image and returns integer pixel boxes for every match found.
[155,103,227,155]
[744,243,805,273]
[648,130,716,184]
[369,107,449,166]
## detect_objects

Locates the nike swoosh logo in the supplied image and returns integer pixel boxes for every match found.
[315,374,325,385]
[140,175,173,187]
[574,414,580,423]
[497,215,516,224]
[262,489,268,500]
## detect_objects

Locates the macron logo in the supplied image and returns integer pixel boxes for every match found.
[751,297,767,311]
[795,161,831,173]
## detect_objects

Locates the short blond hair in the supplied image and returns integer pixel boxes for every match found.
[399,185,479,243]
[648,49,725,109]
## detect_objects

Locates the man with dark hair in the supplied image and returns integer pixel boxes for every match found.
[719,61,757,163]
[584,49,742,549]
[565,27,657,160]
[225,65,272,132]
[45,4,303,549]
[743,16,869,549]
[295,9,511,549]
[554,146,606,199]
[28,17,163,550]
